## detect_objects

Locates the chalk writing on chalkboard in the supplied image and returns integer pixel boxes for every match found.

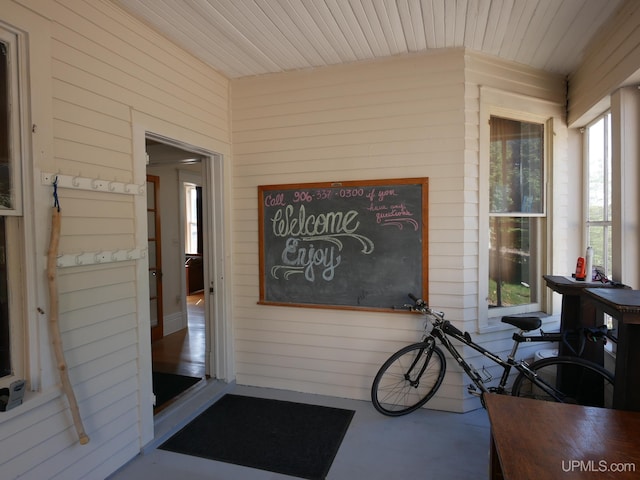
[258,178,428,310]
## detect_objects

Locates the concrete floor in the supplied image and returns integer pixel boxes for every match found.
[108,382,490,480]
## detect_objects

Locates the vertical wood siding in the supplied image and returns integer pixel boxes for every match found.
[1,1,229,479]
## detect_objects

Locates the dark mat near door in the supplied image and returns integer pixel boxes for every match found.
[159,393,355,480]
[153,372,201,410]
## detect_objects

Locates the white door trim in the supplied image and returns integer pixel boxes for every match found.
[132,115,233,447]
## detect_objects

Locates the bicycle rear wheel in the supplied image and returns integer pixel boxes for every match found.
[371,340,446,416]
[511,356,614,408]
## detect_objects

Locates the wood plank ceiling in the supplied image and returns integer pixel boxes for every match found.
[113,0,624,79]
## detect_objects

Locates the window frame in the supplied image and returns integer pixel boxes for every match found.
[479,88,555,330]
[2,217,25,382]
[582,111,612,278]
[0,28,23,216]
[583,110,615,353]
[185,183,199,255]
[0,22,32,390]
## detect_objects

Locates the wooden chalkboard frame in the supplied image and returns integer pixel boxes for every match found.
[258,178,428,311]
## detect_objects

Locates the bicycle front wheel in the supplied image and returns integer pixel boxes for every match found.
[511,356,614,408]
[371,341,446,416]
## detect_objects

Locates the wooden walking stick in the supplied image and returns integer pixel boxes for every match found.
[47,179,90,445]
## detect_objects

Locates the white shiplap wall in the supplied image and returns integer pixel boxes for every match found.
[568,0,640,127]
[232,50,468,410]
[231,48,568,412]
[1,1,229,479]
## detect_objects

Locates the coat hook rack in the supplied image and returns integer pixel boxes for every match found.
[53,248,147,268]
[42,173,144,195]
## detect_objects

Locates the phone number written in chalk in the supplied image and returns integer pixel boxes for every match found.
[264,188,369,207]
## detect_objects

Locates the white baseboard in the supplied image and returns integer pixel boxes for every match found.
[163,311,186,336]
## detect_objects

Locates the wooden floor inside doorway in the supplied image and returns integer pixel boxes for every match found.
[151,293,206,378]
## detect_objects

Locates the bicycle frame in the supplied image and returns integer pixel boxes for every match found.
[425,319,564,400]
[371,298,614,416]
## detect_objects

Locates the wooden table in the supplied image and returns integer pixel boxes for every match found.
[583,288,640,411]
[543,275,624,363]
[486,393,640,480]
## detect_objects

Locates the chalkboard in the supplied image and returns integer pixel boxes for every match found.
[258,178,428,310]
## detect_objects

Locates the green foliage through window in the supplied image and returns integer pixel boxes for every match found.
[489,116,544,308]
[0,41,11,209]
[489,116,543,214]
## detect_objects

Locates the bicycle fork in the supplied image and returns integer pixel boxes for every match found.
[405,338,437,386]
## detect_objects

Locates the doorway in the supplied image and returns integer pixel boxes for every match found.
[146,138,208,412]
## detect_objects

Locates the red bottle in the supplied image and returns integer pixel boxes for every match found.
[575,257,586,280]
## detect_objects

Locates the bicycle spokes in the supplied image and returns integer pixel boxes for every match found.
[371,342,446,416]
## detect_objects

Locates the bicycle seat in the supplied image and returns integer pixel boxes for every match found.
[501,315,541,331]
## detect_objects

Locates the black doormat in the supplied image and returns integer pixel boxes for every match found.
[152,372,201,410]
[159,394,355,480]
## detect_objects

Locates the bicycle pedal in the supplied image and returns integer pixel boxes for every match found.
[467,384,482,397]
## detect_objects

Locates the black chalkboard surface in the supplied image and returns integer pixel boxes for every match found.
[258,178,428,310]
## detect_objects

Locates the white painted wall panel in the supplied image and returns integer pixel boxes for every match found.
[232,48,567,414]
[232,50,469,411]
[568,0,640,126]
[2,0,230,479]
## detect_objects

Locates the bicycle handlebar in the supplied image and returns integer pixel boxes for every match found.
[405,293,444,319]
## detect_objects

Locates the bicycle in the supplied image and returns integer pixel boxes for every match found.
[371,294,614,416]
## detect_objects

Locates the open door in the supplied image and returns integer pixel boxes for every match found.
[147,174,163,342]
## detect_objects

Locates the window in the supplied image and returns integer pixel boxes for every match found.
[185,183,200,255]
[0,218,9,376]
[584,112,615,348]
[488,116,545,310]
[0,28,25,382]
[0,34,21,215]
[584,112,612,278]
